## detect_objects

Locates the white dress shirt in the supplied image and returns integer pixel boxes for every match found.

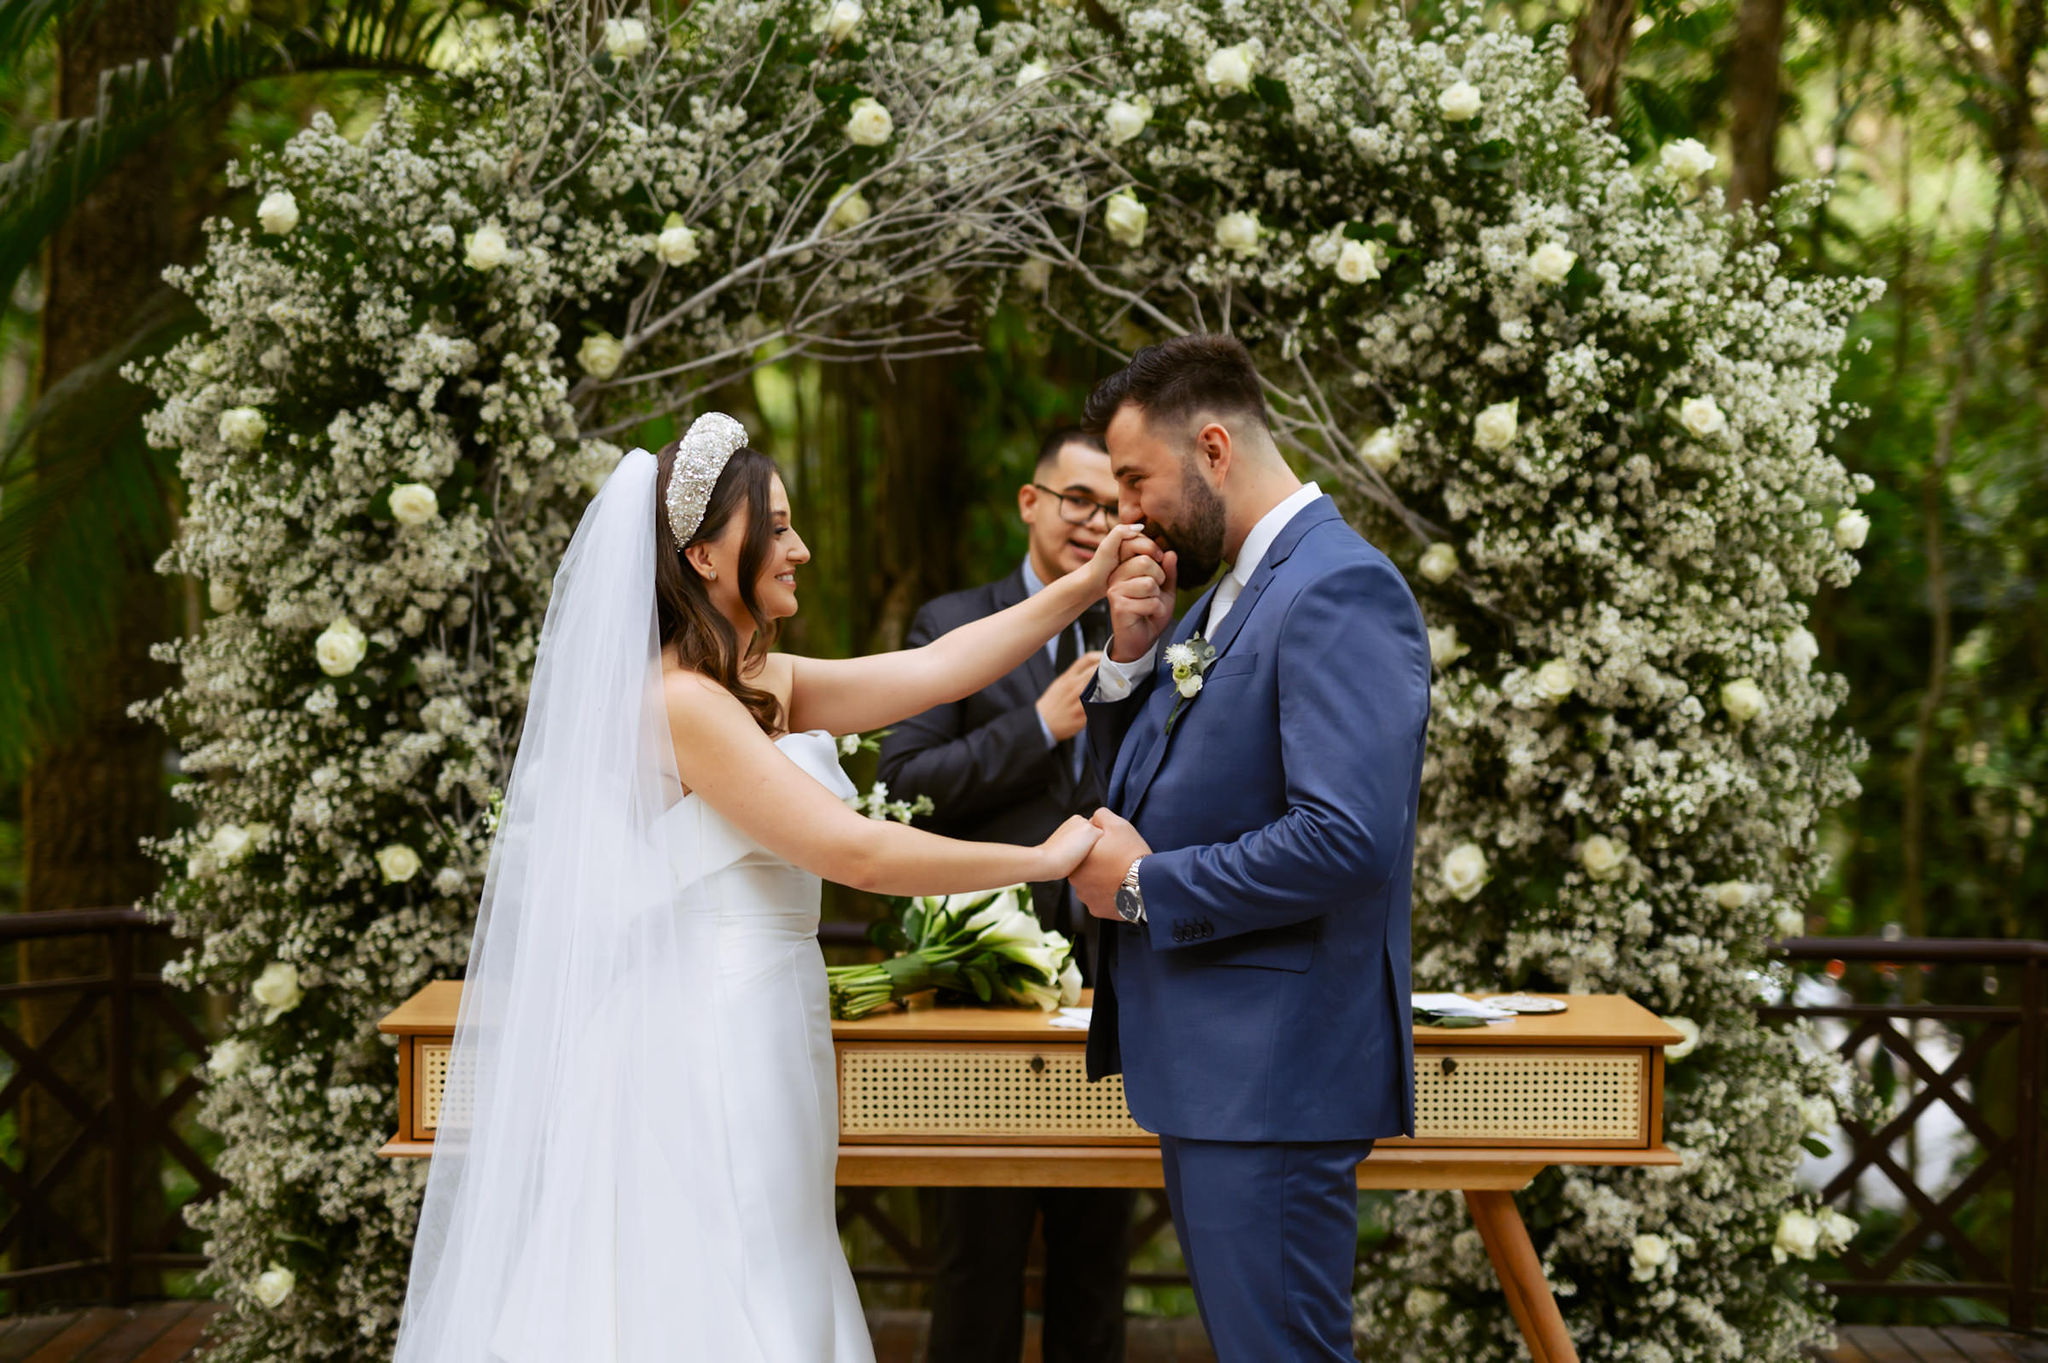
[1093,481,1322,703]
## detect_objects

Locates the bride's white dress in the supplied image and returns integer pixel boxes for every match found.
[487,729,874,1363]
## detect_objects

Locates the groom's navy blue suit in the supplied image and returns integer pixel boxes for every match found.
[1083,495,1430,1361]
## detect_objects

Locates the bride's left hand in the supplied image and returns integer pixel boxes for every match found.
[1077,522,1146,599]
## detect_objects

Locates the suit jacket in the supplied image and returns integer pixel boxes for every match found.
[877,566,1107,971]
[1082,497,1431,1142]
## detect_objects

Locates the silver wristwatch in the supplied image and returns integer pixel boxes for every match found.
[1115,856,1147,924]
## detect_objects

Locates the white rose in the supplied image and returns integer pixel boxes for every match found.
[1774,905,1807,938]
[252,1264,296,1309]
[1663,1016,1700,1061]
[464,222,509,271]
[1176,673,1204,699]
[1418,542,1459,584]
[1015,61,1048,87]
[1335,239,1380,284]
[1404,1287,1447,1319]
[578,331,625,379]
[314,616,367,677]
[1799,1094,1835,1136]
[827,185,872,232]
[1772,1209,1820,1263]
[1679,395,1726,438]
[1359,428,1400,474]
[1720,676,1767,724]
[1438,80,1483,121]
[1661,137,1717,180]
[251,961,303,1024]
[208,1037,257,1078]
[1104,191,1148,248]
[1058,958,1083,1009]
[1578,834,1624,881]
[655,218,700,267]
[1533,659,1575,703]
[1204,43,1256,95]
[258,189,300,236]
[433,867,468,897]
[218,406,267,451]
[1213,210,1262,259]
[1629,1233,1671,1281]
[1103,96,1151,146]
[209,823,254,865]
[1473,399,1519,451]
[1819,1208,1857,1251]
[389,483,439,526]
[1711,880,1751,910]
[846,96,893,146]
[816,0,862,42]
[1784,626,1820,674]
[1427,625,1468,667]
[377,844,422,884]
[602,17,649,61]
[208,579,240,613]
[1834,509,1870,550]
[1440,843,1488,902]
[1528,241,1575,285]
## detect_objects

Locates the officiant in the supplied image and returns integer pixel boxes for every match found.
[878,426,1134,1363]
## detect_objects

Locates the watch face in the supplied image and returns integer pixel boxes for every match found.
[1115,886,1141,923]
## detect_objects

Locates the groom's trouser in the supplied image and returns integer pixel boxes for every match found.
[1159,1134,1375,1363]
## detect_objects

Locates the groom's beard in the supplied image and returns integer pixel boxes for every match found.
[1150,468,1227,589]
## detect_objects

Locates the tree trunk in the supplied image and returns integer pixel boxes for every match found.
[17,0,179,1305]
[860,356,973,655]
[1568,0,1637,125]
[1727,0,1789,210]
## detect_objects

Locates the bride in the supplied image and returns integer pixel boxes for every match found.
[392,414,1133,1363]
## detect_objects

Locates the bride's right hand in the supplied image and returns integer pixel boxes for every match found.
[1037,814,1104,880]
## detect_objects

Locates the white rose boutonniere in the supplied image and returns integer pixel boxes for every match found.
[846,96,894,146]
[1104,190,1148,248]
[1163,636,1219,735]
[258,189,300,236]
[252,961,303,1023]
[1204,43,1256,95]
[1438,80,1483,122]
[315,616,367,677]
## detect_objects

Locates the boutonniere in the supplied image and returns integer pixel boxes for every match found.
[1162,636,1219,736]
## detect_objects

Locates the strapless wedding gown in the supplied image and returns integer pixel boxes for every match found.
[488,730,874,1362]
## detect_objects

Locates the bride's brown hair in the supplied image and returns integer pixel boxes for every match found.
[654,439,786,736]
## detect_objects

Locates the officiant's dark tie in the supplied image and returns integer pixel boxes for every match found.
[1054,606,1110,781]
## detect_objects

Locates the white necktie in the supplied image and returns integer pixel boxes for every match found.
[1205,573,1244,636]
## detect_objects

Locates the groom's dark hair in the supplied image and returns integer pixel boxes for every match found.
[1082,333,1271,440]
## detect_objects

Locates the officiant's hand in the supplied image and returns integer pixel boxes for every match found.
[1036,651,1103,742]
[1071,808,1152,920]
[1104,533,1176,664]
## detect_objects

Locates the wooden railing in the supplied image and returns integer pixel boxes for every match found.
[0,908,220,1308]
[1764,937,2045,1330]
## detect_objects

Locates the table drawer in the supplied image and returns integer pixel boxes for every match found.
[1401,1047,1651,1147]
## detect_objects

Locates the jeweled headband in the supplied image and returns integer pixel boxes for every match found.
[663,412,751,548]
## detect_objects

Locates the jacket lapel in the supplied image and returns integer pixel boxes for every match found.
[1107,583,1217,810]
[997,564,1056,697]
[1115,497,1340,820]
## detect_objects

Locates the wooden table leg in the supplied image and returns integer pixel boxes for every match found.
[1463,1188,1579,1363]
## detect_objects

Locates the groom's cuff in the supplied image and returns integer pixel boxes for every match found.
[1092,646,1157,703]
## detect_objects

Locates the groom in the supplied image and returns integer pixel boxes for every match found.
[1068,334,1431,1362]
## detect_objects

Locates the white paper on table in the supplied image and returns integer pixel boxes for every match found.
[1048,1007,1091,1030]
[1411,992,1517,1021]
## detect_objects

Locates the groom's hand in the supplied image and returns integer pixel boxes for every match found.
[1070,808,1153,920]
[1105,533,1177,664]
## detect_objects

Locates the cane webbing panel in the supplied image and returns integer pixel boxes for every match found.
[841,1044,1148,1139]
[416,1038,473,1134]
[1412,1048,1644,1143]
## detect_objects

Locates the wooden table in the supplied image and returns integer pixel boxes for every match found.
[379,984,1680,1363]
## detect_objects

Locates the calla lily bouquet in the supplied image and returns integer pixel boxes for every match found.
[827,885,1083,1020]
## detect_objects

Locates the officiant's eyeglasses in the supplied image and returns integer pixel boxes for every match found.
[1032,484,1119,528]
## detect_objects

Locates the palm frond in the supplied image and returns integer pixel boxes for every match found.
[0,0,478,313]
[0,0,102,74]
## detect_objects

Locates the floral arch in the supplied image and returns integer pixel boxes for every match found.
[139,0,1881,1358]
